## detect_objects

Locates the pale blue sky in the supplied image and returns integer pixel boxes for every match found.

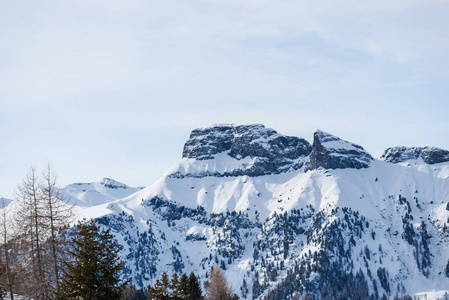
[1,0,448,197]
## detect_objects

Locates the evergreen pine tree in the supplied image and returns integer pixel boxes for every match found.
[149,279,164,300]
[171,272,181,299]
[240,278,248,299]
[58,219,127,300]
[188,272,203,300]
[446,260,449,277]
[147,273,171,300]
[121,285,146,300]
[161,272,170,295]
[179,273,189,299]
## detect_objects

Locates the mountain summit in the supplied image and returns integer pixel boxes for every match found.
[176,125,375,177]
[309,130,373,170]
[182,124,311,161]
[171,124,311,178]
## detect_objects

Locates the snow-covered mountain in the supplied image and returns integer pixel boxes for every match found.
[62,177,143,207]
[6,124,449,299]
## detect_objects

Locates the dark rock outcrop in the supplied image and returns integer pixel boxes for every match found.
[381,146,449,164]
[183,125,235,160]
[309,130,373,170]
[183,124,311,160]
[100,178,128,189]
[177,124,312,177]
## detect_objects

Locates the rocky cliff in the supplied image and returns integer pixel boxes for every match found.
[381,146,449,164]
[173,124,312,177]
[309,130,373,170]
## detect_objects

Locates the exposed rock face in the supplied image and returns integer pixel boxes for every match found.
[183,125,235,160]
[381,146,449,164]
[179,125,376,176]
[178,124,312,177]
[309,130,373,170]
[100,178,128,189]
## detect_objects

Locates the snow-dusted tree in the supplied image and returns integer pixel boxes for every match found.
[205,266,238,300]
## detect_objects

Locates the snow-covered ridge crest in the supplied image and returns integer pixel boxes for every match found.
[381,146,449,164]
[63,178,142,207]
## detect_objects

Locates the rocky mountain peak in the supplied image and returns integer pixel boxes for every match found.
[381,146,449,164]
[309,130,373,170]
[182,124,311,160]
[174,124,312,177]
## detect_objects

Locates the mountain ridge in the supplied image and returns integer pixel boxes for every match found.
[3,124,449,299]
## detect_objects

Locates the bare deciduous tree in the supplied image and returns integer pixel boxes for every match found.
[15,166,48,298]
[205,266,238,300]
[0,199,15,299]
[42,165,74,292]
[13,165,74,299]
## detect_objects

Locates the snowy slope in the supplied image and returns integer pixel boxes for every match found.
[81,126,449,298]
[113,158,449,296]
[4,124,449,299]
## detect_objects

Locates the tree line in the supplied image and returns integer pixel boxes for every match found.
[0,166,239,300]
[142,267,238,300]
[0,166,129,299]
